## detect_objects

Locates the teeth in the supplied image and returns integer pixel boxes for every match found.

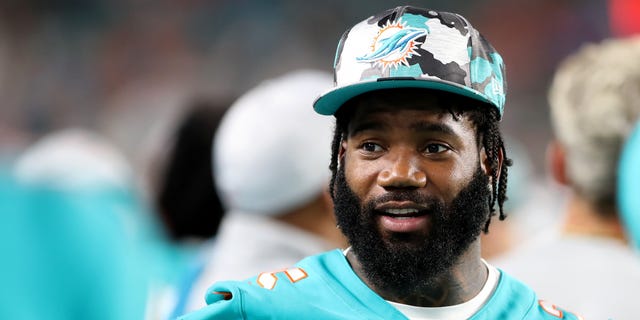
[384,208,419,215]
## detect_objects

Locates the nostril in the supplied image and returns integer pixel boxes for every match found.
[382,185,420,193]
[378,169,427,189]
[412,171,427,186]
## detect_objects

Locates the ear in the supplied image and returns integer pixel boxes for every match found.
[338,140,347,166]
[480,146,503,181]
[547,140,569,185]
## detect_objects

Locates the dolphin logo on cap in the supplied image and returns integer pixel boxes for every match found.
[357,20,429,69]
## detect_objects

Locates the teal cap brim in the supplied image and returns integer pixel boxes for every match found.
[313,78,495,116]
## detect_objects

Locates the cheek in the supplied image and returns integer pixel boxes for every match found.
[343,156,379,199]
[431,156,480,201]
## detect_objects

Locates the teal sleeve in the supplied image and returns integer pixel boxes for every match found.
[177,299,242,320]
[177,281,243,320]
[177,264,401,320]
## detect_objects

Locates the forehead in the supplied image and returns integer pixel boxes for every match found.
[343,89,477,134]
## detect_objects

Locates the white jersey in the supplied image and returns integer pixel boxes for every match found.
[183,212,334,312]
[492,228,640,319]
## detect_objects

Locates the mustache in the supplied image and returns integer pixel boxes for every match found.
[363,191,443,211]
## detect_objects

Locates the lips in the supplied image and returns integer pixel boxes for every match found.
[381,208,421,216]
[376,201,427,215]
[375,202,430,233]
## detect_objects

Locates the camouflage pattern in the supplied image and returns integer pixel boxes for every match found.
[314,6,507,118]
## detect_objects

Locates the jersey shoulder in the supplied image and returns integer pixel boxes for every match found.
[178,249,406,320]
[472,270,583,320]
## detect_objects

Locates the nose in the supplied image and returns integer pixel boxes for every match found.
[377,150,427,189]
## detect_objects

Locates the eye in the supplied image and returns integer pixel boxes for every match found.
[424,143,449,154]
[361,142,383,153]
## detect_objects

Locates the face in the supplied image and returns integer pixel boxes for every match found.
[334,90,492,292]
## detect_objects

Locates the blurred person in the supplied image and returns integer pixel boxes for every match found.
[618,120,640,250]
[494,36,640,319]
[12,129,164,248]
[481,136,566,261]
[13,128,135,190]
[1,128,153,319]
[180,6,581,319]
[150,101,230,319]
[98,75,235,319]
[183,69,347,312]
[154,101,228,242]
[99,78,199,199]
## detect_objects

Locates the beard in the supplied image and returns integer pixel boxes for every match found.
[333,165,491,294]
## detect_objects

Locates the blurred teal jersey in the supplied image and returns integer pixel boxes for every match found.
[0,173,150,320]
[178,249,582,320]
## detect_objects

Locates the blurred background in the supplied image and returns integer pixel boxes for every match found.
[1,0,632,173]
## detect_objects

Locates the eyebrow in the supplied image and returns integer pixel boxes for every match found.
[408,121,456,136]
[350,120,457,137]
[349,121,388,137]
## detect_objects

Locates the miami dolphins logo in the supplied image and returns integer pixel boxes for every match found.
[357,19,429,69]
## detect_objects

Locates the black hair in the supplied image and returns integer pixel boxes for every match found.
[327,89,512,233]
[156,100,229,240]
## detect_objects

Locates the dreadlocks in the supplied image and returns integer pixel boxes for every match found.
[327,90,512,234]
[465,106,513,232]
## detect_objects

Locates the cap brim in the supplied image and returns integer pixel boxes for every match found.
[313,78,494,116]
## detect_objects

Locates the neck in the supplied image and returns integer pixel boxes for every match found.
[346,240,487,307]
[561,195,626,242]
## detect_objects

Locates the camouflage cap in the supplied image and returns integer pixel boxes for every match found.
[313,6,507,118]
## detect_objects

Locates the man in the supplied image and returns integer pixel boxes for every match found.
[179,6,581,319]
[494,36,640,319]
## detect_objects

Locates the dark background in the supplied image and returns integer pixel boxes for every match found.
[0,0,627,174]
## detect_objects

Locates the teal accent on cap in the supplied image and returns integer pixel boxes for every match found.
[469,52,506,115]
[618,121,640,250]
[390,63,423,77]
[313,77,495,116]
[402,13,431,28]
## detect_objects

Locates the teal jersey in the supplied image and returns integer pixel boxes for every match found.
[179,249,582,320]
[0,174,151,320]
